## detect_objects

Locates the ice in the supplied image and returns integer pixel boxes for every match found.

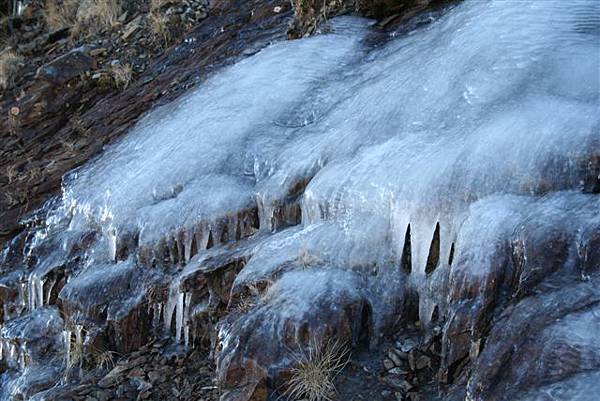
[25,1,595,278]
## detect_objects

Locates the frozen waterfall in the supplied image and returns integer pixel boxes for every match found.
[1,0,599,400]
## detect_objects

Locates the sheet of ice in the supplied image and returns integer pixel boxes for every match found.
[32,0,595,274]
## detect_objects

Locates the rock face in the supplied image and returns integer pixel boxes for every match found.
[1,1,600,401]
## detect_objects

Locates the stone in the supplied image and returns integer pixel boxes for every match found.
[415,356,430,370]
[384,358,395,370]
[90,48,108,57]
[388,350,404,366]
[408,393,420,401]
[122,15,143,41]
[98,376,117,389]
[127,367,145,378]
[136,380,153,392]
[388,367,408,376]
[147,370,162,383]
[36,46,96,85]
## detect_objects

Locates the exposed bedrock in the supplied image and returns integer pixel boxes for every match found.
[467,278,600,401]
[440,194,600,387]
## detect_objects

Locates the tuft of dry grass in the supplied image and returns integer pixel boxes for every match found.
[148,11,171,48]
[110,62,133,89]
[0,48,23,90]
[291,0,343,22]
[46,0,122,37]
[5,165,18,184]
[45,0,79,31]
[76,0,122,35]
[285,338,350,401]
[93,348,120,370]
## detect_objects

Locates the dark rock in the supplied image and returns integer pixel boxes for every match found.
[36,46,96,86]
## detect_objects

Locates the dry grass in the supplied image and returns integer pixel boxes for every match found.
[77,0,122,34]
[4,165,18,184]
[0,49,23,90]
[234,279,275,312]
[284,338,350,401]
[298,248,322,268]
[151,0,172,11]
[46,0,122,37]
[289,0,345,37]
[93,348,120,370]
[148,11,171,48]
[291,0,343,21]
[45,0,79,30]
[111,62,133,89]
[66,335,83,371]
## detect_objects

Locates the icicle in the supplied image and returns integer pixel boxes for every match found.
[163,287,178,334]
[3,303,10,321]
[183,292,192,347]
[228,216,238,242]
[210,223,222,248]
[152,303,163,332]
[184,293,192,326]
[184,324,190,348]
[195,224,209,252]
[183,230,193,263]
[45,278,56,305]
[18,343,26,370]
[167,237,177,265]
[18,282,26,309]
[63,330,72,366]
[107,228,117,262]
[175,292,185,343]
[8,343,16,367]
[37,278,45,308]
[28,276,37,311]
[75,325,83,348]
[176,233,185,264]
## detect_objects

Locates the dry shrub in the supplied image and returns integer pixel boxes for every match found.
[0,48,23,90]
[111,62,132,89]
[285,338,350,401]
